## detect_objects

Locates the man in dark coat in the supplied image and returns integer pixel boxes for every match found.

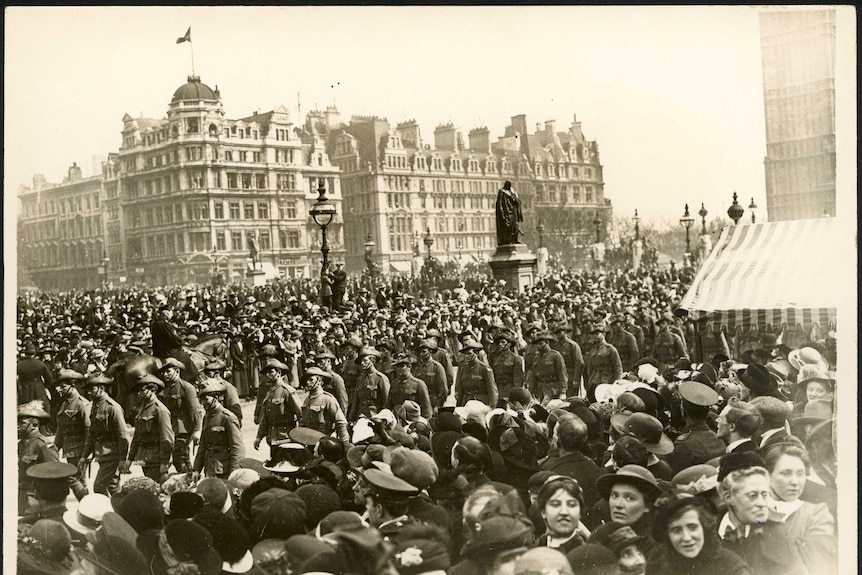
[17,342,52,406]
[150,305,199,381]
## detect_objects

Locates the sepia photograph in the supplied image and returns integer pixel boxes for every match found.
[5,6,856,575]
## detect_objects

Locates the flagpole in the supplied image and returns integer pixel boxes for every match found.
[190,40,195,77]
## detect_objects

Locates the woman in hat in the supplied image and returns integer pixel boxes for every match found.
[534,475,587,556]
[17,519,80,575]
[646,492,750,575]
[594,465,662,555]
[587,521,647,575]
[761,442,836,573]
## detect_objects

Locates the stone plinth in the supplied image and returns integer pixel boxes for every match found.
[489,244,537,293]
[246,269,266,287]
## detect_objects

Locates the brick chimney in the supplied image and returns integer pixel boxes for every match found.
[468,127,491,153]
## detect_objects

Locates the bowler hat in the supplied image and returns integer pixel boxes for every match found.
[596,465,661,501]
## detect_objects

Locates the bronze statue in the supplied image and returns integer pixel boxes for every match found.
[248,232,260,269]
[496,180,523,245]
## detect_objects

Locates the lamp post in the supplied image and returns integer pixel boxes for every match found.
[748,197,758,224]
[309,179,336,280]
[364,233,376,276]
[727,192,744,225]
[680,204,694,266]
[633,209,640,241]
[423,226,434,259]
[101,252,110,289]
[593,212,602,243]
[698,203,708,235]
[537,218,545,249]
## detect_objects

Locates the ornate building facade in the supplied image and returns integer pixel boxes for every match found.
[760,9,836,221]
[327,113,611,273]
[19,76,344,290]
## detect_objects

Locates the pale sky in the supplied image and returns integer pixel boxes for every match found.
[0,6,839,222]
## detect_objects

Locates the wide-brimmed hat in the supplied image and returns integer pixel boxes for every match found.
[18,400,51,420]
[77,512,149,575]
[197,378,226,397]
[460,340,485,352]
[261,357,290,372]
[17,520,80,575]
[796,365,835,392]
[62,493,113,536]
[610,412,674,455]
[788,346,829,372]
[792,399,834,427]
[671,464,719,495]
[55,369,86,384]
[739,364,776,396]
[356,346,382,363]
[596,464,662,501]
[158,357,185,372]
[301,366,331,383]
[129,374,164,392]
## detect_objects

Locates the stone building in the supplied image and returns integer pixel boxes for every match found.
[760,9,836,221]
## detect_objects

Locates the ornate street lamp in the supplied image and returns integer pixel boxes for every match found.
[364,233,376,275]
[537,219,545,249]
[698,203,708,235]
[680,204,694,260]
[423,226,434,259]
[748,197,758,224]
[309,179,336,279]
[633,209,640,241]
[101,251,110,288]
[593,212,602,243]
[727,192,744,225]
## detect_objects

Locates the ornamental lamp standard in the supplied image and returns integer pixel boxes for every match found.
[727,192,744,225]
[593,212,602,243]
[748,197,758,224]
[309,179,336,278]
[101,252,110,288]
[698,203,708,235]
[680,204,694,254]
[537,219,546,249]
[633,209,640,241]
[423,226,434,259]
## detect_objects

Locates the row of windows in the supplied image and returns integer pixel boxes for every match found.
[535,186,596,204]
[24,241,105,269]
[21,193,101,218]
[126,227,305,259]
[125,198,301,229]
[380,154,597,178]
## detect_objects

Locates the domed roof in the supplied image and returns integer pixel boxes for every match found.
[172,76,218,103]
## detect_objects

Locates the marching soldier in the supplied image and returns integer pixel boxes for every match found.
[550,325,584,398]
[624,308,646,358]
[300,367,350,443]
[425,329,454,391]
[254,359,303,450]
[157,358,203,473]
[608,314,640,372]
[489,332,525,405]
[315,350,349,414]
[412,339,449,412]
[651,312,688,374]
[387,355,432,420]
[202,359,243,426]
[123,374,174,482]
[454,341,498,407]
[255,357,295,424]
[18,401,59,513]
[79,374,128,496]
[349,347,390,421]
[53,369,90,500]
[522,324,544,383]
[193,379,244,479]
[528,332,568,405]
[584,322,623,403]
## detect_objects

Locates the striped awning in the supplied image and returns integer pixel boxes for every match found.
[678,218,838,332]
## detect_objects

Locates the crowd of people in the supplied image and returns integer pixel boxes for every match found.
[16,266,839,575]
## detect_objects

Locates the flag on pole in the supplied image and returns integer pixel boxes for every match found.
[176,27,191,44]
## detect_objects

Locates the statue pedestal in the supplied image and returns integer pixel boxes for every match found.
[246,268,266,287]
[489,244,537,293]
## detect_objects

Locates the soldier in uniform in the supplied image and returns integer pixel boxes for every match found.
[362,468,422,543]
[425,329,455,391]
[624,308,646,358]
[490,332,525,406]
[203,359,243,426]
[254,359,303,451]
[315,350,349,414]
[608,314,640,372]
[299,367,350,443]
[193,379,244,479]
[255,357,294,424]
[123,374,175,482]
[528,332,568,405]
[666,380,726,474]
[348,347,390,421]
[651,312,688,374]
[412,339,449,412]
[522,324,544,384]
[387,355,433,419]
[550,325,585,398]
[339,337,364,402]
[584,323,623,403]
[79,374,128,496]
[19,462,77,524]
[157,357,203,473]
[53,369,90,500]
[454,341,498,407]
[18,402,59,513]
